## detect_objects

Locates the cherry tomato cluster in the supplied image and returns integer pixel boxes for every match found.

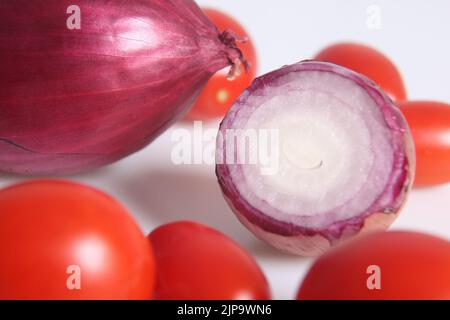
[0,180,270,300]
[1,7,450,301]
[1,180,449,300]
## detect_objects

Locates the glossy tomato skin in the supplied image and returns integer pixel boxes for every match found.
[149,221,271,300]
[297,231,450,300]
[315,43,407,102]
[186,8,257,120]
[0,180,155,300]
[399,101,450,187]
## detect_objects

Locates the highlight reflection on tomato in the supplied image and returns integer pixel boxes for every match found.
[315,43,407,102]
[149,221,271,300]
[0,180,155,300]
[186,8,257,120]
[399,101,450,187]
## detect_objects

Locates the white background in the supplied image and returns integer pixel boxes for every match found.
[1,0,450,299]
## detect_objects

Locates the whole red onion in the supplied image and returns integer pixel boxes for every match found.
[216,61,415,256]
[0,0,245,174]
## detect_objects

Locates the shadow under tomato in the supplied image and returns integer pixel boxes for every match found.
[121,168,296,254]
[117,167,311,263]
[118,168,249,240]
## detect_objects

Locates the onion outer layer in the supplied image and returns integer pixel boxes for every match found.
[0,0,245,174]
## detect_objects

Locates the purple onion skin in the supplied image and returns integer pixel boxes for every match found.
[216,61,415,256]
[0,0,243,175]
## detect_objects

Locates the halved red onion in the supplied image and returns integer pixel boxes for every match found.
[216,61,415,256]
[0,0,245,174]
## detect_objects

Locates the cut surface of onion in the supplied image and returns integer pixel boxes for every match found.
[216,61,415,256]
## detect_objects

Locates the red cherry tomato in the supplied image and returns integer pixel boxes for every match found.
[186,8,257,120]
[315,43,407,102]
[149,221,271,300]
[0,180,155,300]
[297,231,450,300]
[399,101,450,187]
